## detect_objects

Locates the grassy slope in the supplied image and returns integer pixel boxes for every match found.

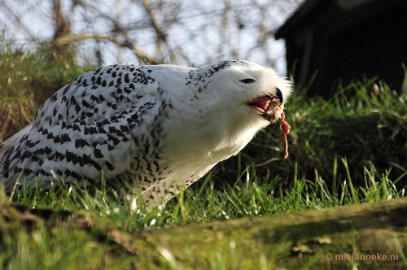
[1,196,406,270]
[0,40,406,269]
[0,39,89,141]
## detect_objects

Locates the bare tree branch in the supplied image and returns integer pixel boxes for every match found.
[0,0,304,69]
[139,0,178,63]
[53,33,160,64]
[50,0,72,57]
[0,0,37,40]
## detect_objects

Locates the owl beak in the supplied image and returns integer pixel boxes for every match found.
[276,88,283,103]
[245,95,283,122]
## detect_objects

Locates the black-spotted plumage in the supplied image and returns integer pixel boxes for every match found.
[0,60,292,209]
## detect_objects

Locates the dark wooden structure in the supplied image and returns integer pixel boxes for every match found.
[275,0,407,96]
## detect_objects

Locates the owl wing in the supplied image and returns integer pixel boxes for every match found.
[0,64,168,188]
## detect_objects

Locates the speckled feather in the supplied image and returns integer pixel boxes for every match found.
[0,60,291,208]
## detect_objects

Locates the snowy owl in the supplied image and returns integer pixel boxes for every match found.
[0,60,291,208]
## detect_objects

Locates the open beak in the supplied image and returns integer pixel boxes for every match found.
[245,94,284,122]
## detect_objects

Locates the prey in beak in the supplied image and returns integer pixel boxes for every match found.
[245,88,284,122]
[245,88,291,159]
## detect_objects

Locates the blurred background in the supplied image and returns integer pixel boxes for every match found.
[0,0,302,73]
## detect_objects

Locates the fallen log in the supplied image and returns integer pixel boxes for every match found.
[0,195,406,269]
[127,197,407,269]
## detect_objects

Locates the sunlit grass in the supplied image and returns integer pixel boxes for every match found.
[7,157,406,230]
[0,37,90,141]
[1,158,405,269]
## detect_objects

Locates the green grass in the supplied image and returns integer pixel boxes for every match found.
[0,38,406,269]
[6,157,406,228]
[0,37,90,140]
[1,160,405,269]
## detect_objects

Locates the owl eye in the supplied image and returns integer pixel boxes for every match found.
[240,78,256,84]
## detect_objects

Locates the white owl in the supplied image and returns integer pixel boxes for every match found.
[0,60,292,208]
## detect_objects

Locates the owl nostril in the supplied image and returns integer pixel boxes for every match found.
[276,88,283,103]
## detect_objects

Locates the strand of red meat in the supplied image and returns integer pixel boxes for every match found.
[280,112,291,159]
